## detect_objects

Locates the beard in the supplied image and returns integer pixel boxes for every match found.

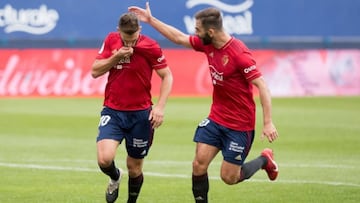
[200,33,212,45]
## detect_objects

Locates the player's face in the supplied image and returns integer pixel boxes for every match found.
[120,30,140,47]
[195,20,213,45]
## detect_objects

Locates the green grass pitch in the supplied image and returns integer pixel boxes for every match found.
[0,96,359,203]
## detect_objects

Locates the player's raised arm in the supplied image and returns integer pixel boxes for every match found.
[128,2,192,48]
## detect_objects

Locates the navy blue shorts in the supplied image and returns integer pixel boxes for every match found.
[96,107,154,159]
[193,118,255,165]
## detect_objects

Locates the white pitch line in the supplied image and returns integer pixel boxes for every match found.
[0,162,98,172]
[0,162,359,188]
[13,159,358,169]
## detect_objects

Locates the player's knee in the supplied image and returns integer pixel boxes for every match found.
[192,160,208,174]
[127,164,141,176]
[192,160,200,169]
[97,157,113,168]
[221,174,238,185]
[126,157,144,177]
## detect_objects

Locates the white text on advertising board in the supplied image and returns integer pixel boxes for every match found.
[184,0,253,35]
[0,4,59,35]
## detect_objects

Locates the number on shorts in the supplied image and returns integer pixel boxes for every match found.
[99,115,111,126]
[198,118,210,127]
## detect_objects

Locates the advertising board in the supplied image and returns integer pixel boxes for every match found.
[1,0,359,47]
[1,49,359,97]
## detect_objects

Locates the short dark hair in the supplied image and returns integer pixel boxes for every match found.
[118,12,139,35]
[195,7,223,30]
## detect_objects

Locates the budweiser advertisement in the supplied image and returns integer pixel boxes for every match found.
[0,49,360,97]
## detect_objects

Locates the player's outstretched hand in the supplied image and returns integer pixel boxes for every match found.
[261,122,278,143]
[128,2,152,23]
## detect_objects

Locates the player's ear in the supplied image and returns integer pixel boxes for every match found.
[207,29,215,37]
[139,26,142,32]
[116,26,120,32]
[208,28,215,37]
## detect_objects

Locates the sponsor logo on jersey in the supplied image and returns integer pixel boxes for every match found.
[157,55,165,63]
[244,65,256,73]
[209,65,223,85]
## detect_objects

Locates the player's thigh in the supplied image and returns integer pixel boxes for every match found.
[193,142,219,174]
[194,142,219,164]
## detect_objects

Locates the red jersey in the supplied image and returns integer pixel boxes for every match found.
[96,32,168,110]
[190,36,262,131]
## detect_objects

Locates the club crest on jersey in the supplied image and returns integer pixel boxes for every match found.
[222,55,229,66]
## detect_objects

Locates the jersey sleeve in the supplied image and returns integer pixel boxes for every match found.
[96,34,112,60]
[189,35,205,52]
[148,43,168,70]
[238,51,262,81]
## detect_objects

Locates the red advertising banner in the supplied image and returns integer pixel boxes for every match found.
[253,50,360,96]
[1,49,360,97]
[0,49,106,97]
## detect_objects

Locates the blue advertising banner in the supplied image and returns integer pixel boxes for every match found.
[0,0,359,48]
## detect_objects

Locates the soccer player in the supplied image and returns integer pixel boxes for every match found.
[91,12,173,203]
[129,3,279,202]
